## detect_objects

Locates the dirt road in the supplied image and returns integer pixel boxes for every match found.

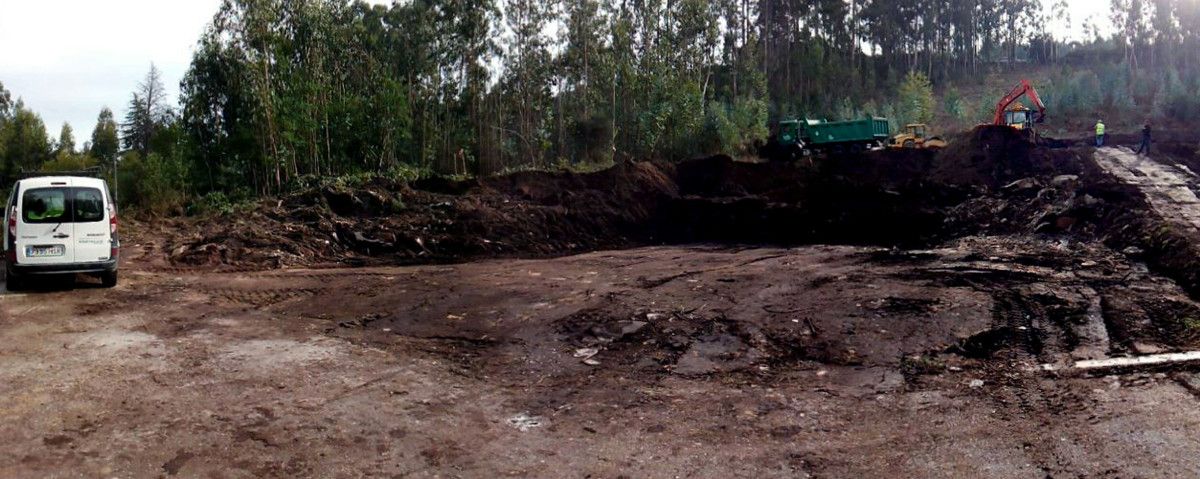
[1094,146,1200,230]
[9,136,1200,477]
[5,237,1200,477]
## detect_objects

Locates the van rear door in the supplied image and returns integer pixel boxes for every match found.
[71,186,111,263]
[17,183,75,264]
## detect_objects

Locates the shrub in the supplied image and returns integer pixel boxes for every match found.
[41,151,98,173]
[943,87,968,121]
[189,191,254,216]
[1163,92,1200,122]
[1158,67,1200,121]
[117,151,188,215]
[898,71,935,125]
[836,97,857,121]
[702,97,768,157]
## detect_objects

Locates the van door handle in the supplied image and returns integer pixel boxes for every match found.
[52,233,69,239]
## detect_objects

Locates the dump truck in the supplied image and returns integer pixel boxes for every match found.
[762,117,891,161]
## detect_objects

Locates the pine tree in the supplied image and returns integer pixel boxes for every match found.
[121,64,172,155]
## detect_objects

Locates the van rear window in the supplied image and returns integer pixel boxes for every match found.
[22,187,106,224]
[74,188,105,222]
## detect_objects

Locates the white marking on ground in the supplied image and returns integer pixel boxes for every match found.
[1076,351,1200,370]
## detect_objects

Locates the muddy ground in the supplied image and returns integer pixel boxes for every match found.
[7,128,1200,477]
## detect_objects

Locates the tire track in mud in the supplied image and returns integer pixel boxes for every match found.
[206,288,325,307]
[972,286,1096,477]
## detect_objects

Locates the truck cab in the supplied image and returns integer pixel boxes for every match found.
[4,175,119,290]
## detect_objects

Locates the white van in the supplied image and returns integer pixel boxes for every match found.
[3,176,119,290]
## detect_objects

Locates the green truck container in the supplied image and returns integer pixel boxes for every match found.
[766,117,891,160]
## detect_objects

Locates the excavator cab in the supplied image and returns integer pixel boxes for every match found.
[990,80,1047,143]
[1004,103,1033,130]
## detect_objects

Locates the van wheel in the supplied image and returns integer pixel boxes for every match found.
[101,270,118,288]
[6,271,24,292]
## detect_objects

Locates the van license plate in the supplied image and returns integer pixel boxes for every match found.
[26,245,65,257]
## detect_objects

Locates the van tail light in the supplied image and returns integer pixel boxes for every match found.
[7,206,16,264]
[109,205,119,261]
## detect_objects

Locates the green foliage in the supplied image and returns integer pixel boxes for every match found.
[881,103,899,132]
[167,0,1053,193]
[0,100,50,181]
[702,97,767,157]
[943,88,969,121]
[1070,71,1103,115]
[117,151,188,215]
[1163,89,1200,122]
[189,191,256,216]
[859,100,880,118]
[57,123,76,154]
[974,94,997,124]
[836,97,857,121]
[0,81,11,120]
[90,107,120,163]
[289,162,432,193]
[19,0,1200,215]
[897,72,935,126]
[122,64,172,155]
[41,150,98,173]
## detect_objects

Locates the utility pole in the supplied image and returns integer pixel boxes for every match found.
[112,156,118,208]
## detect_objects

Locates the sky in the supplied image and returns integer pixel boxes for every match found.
[1,0,1112,143]
[0,0,222,142]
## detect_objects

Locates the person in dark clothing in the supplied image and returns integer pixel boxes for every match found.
[1136,121,1152,155]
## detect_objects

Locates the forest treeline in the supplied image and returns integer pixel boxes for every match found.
[3,0,1200,213]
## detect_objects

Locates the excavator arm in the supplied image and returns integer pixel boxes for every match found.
[992,79,1047,125]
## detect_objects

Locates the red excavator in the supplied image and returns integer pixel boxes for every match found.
[991,79,1046,142]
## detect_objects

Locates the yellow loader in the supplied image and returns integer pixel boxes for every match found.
[889,124,947,150]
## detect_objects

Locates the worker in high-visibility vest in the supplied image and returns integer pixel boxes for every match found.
[1095,120,1106,147]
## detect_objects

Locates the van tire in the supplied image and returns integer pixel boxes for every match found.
[6,270,24,292]
[101,270,118,288]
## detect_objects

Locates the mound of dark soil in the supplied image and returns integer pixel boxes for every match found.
[141,129,1200,280]
[162,160,678,268]
[156,150,986,270]
[932,126,1041,188]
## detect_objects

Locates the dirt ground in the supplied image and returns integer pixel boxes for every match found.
[8,132,1200,477]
